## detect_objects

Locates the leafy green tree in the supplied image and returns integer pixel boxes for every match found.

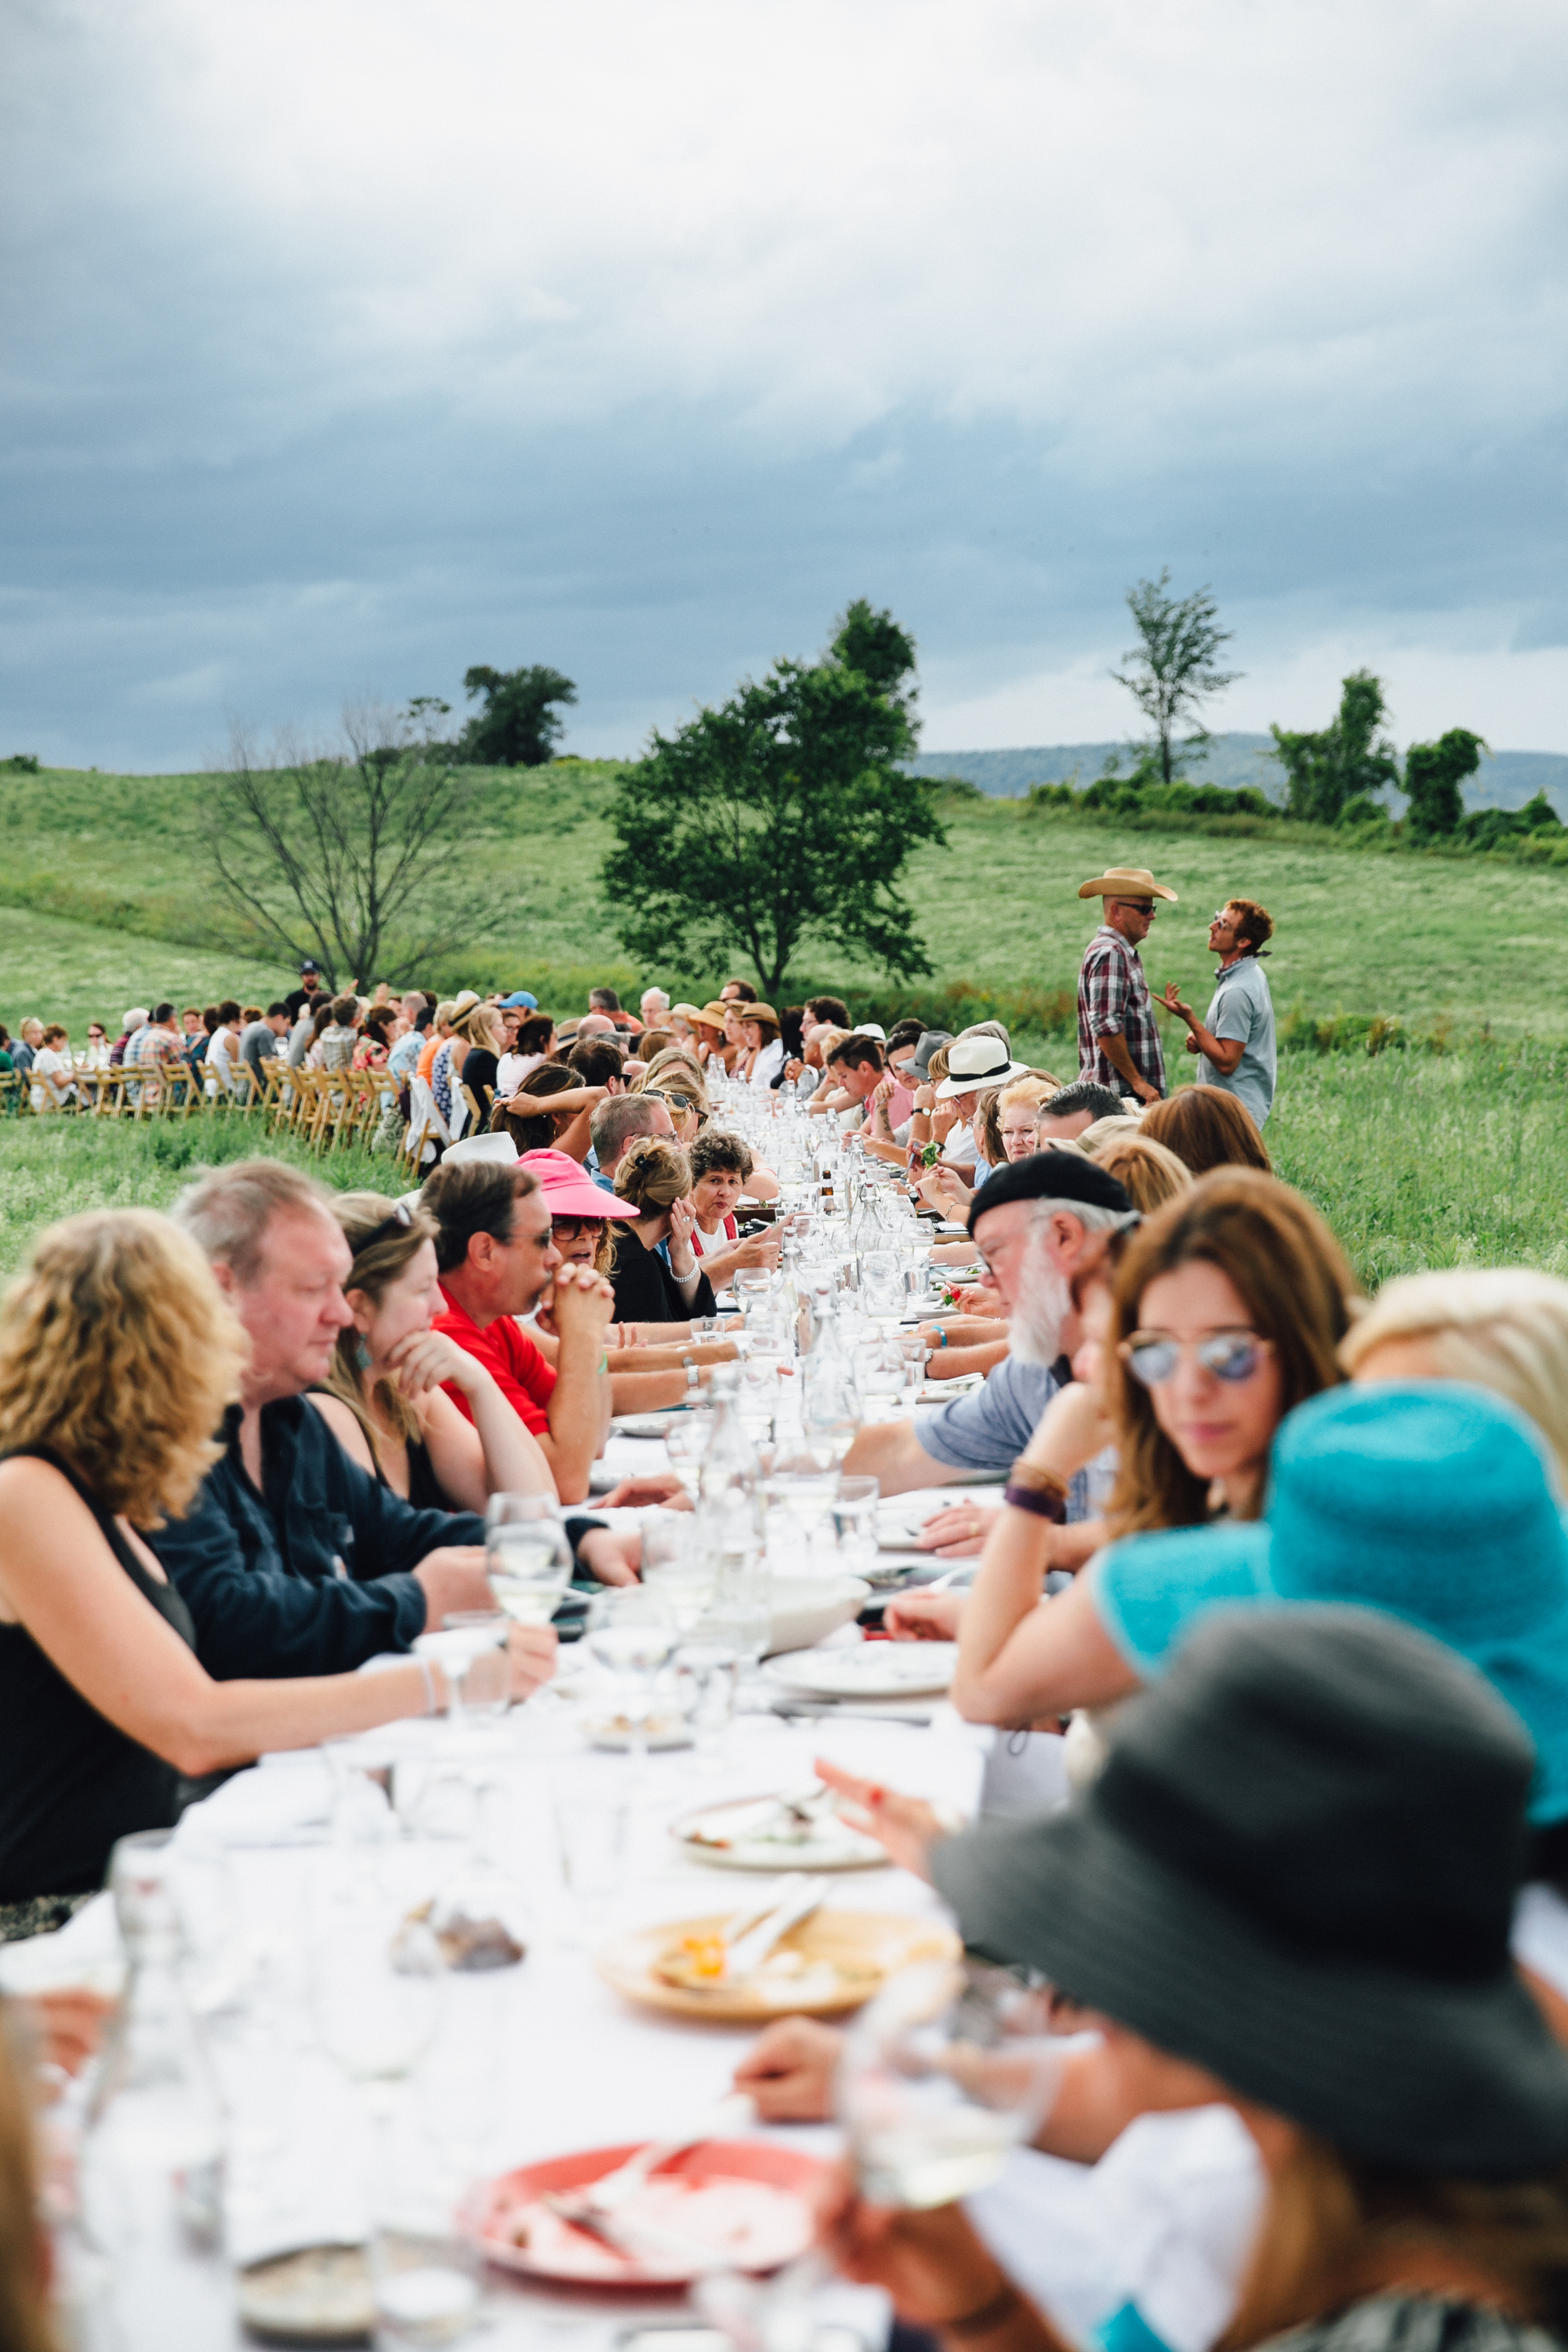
[1271,670,1401,826]
[1403,728,1486,842]
[459,664,578,768]
[207,701,510,986]
[1112,570,1241,786]
[601,601,944,996]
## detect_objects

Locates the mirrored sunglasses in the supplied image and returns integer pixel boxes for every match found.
[1120,1329,1272,1388]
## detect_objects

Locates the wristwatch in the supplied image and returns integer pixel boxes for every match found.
[682,1355,700,1394]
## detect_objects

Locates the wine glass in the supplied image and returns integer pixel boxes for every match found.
[837,1957,1061,2208]
[584,1587,680,1773]
[640,1512,718,1630]
[484,1494,572,1626]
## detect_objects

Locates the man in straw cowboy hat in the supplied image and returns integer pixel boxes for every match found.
[1075,865,1177,1105]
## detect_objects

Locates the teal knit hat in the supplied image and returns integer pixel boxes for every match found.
[1092,1381,1568,1823]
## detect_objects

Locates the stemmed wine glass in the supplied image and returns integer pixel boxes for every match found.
[584,1586,680,1776]
[837,1957,1062,2208]
[483,1494,572,1627]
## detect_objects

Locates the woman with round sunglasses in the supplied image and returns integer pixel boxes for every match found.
[913,1171,1359,1730]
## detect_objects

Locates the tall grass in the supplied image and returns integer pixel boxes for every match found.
[0,1120,404,1281]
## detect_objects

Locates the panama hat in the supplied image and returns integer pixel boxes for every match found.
[695,1002,731,1029]
[934,1033,1033,1098]
[669,1003,705,1024]
[933,1606,1568,2176]
[1077,866,1178,902]
[1094,1382,1568,1825]
[738,1001,779,1026]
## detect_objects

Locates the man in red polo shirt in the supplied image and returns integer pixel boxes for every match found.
[424,1153,614,1505]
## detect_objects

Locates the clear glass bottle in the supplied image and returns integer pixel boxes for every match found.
[77,1829,230,2349]
[697,1365,764,1564]
[798,1285,863,1468]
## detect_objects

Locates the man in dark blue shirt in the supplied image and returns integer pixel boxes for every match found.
[151,1160,501,1680]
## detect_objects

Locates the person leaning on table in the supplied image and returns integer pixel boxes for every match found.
[146,1160,510,1681]
[840,1153,1135,1553]
[0,1209,555,1945]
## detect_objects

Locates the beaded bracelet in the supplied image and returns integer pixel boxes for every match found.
[1004,1482,1067,1523]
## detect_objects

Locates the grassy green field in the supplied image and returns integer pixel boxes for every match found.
[5,761,1568,1045]
[2,758,1566,1293]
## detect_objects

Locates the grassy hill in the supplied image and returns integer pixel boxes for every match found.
[5,759,1568,1051]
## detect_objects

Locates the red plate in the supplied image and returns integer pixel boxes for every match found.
[473,2138,823,2286]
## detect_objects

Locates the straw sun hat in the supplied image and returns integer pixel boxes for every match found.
[1076,866,1179,902]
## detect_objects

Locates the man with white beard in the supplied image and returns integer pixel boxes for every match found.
[840,1156,1135,1538]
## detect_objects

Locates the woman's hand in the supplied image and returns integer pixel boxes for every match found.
[815,2161,1019,2331]
[383,1326,481,1400]
[666,1193,699,1276]
[916,1504,1000,1559]
[506,1623,558,1700]
[733,2016,843,2122]
[598,1470,690,1508]
[884,1590,967,1639]
[574,1526,641,1585]
[812,1759,953,1881]
[733,1231,781,1270]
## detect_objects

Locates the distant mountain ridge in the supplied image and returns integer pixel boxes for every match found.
[907,734,1568,819]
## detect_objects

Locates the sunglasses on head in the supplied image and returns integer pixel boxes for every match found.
[353,1199,415,1258]
[1120,1329,1272,1388]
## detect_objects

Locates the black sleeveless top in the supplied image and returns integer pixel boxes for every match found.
[0,1448,197,1901]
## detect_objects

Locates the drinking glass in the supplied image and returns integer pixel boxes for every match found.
[640,1512,718,1630]
[734,1268,775,1312]
[860,1250,906,1330]
[691,1313,724,1345]
[829,1475,880,1572]
[550,1762,629,1939]
[425,1613,509,1726]
[484,1494,572,1626]
[766,1460,842,1568]
[696,1559,771,1677]
[735,1359,780,1451]
[663,1409,713,1498]
[852,1334,906,1422]
[314,1890,444,2088]
[585,1587,680,1769]
[837,1958,1061,2209]
[677,1641,742,1762]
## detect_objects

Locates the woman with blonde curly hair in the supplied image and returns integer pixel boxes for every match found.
[0,1210,543,1939]
[609,1136,718,1325]
[306,1193,554,1511]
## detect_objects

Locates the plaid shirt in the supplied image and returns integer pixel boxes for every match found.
[1077,925,1166,1096]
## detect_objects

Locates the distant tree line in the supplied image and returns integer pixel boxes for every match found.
[1047,572,1564,848]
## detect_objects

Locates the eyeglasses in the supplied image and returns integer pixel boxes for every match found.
[1210,909,1238,928]
[1120,1329,1273,1388]
[551,1215,607,1241]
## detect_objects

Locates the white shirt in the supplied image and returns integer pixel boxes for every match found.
[31,1045,75,1109]
[207,1029,240,1092]
[748,1037,784,1091]
[496,1051,545,1099]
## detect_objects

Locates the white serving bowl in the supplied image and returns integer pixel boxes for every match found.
[764,1576,871,1657]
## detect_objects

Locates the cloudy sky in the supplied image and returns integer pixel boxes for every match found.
[4,0,1566,769]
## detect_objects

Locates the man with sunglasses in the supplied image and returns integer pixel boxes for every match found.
[1159,898,1276,1128]
[1075,865,1176,1105]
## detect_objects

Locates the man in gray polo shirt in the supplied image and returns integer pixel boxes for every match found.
[840,1153,1134,1565]
[1160,896,1276,1129]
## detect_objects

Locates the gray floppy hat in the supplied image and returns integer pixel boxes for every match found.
[907,1029,953,1082]
[931,1606,1568,2177]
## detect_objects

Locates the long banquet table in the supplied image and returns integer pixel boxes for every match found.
[18,1435,1054,2352]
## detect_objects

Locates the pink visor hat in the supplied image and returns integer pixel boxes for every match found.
[519,1148,637,1220]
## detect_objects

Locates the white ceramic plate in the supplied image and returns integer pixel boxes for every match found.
[763,1642,958,1700]
[671,1792,887,1872]
[612,1409,695,1439]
